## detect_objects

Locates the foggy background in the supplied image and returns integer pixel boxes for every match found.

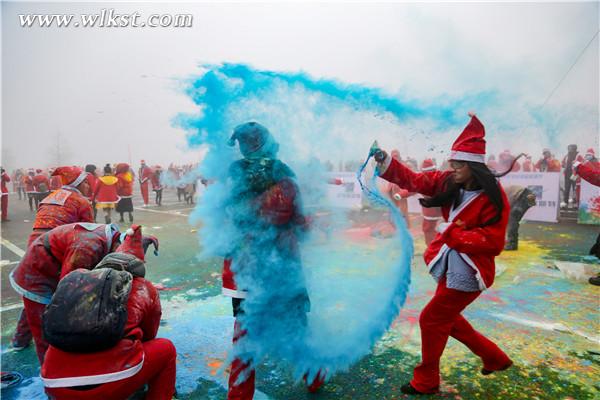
[2,1,598,170]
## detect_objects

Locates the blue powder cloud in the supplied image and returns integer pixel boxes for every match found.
[171,62,533,383]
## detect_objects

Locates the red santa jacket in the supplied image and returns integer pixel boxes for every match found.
[33,174,50,193]
[24,175,35,193]
[1,171,10,195]
[41,277,161,388]
[116,172,134,197]
[139,165,153,185]
[380,158,509,290]
[151,172,163,191]
[94,176,120,204]
[49,175,63,191]
[222,177,306,298]
[10,223,120,304]
[575,160,600,187]
[31,188,94,241]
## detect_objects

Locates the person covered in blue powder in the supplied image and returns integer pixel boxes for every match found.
[374,112,514,395]
[221,122,325,400]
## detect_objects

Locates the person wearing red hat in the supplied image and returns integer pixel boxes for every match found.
[498,150,520,173]
[151,166,164,206]
[138,160,153,207]
[27,166,94,246]
[40,225,172,400]
[1,167,11,222]
[23,169,36,211]
[223,122,324,399]
[33,168,50,208]
[116,163,135,223]
[11,166,94,351]
[419,159,443,246]
[94,164,120,224]
[9,223,123,363]
[48,168,63,191]
[374,112,513,395]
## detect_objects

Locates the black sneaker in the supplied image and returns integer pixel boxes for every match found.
[400,383,433,395]
[589,275,600,286]
[481,360,513,375]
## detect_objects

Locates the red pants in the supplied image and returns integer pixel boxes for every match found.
[411,279,511,393]
[12,310,33,348]
[228,320,255,400]
[1,194,8,220]
[140,182,149,205]
[227,320,325,400]
[23,297,48,363]
[45,338,176,400]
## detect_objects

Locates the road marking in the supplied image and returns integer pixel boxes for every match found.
[134,207,190,217]
[1,260,20,268]
[491,312,600,344]
[0,238,25,257]
[0,303,23,313]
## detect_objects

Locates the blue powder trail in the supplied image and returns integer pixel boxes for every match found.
[174,63,467,385]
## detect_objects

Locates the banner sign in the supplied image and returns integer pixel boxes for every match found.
[500,172,560,222]
[578,180,600,225]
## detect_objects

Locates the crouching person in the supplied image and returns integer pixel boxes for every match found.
[40,225,176,400]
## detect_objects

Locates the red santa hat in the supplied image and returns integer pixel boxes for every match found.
[52,166,89,187]
[586,148,595,157]
[449,114,486,163]
[116,225,159,261]
[421,158,436,171]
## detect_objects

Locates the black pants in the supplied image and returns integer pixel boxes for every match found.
[564,176,576,203]
[505,190,535,250]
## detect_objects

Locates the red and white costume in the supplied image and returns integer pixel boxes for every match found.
[10,223,121,363]
[33,169,50,195]
[574,158,600,187]
[29,166,94,245]
[379,114,511,393]
[139,161,153,206]
[419,159,442,246]
[1,169,10,221]
[94,176,120,208]
[42,226,175,400]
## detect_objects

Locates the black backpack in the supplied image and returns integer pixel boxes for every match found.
[42,268,132,353]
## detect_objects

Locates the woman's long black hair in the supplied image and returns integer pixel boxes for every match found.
[420,153,525,227]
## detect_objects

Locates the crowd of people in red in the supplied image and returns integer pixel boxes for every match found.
[2,161,200,223]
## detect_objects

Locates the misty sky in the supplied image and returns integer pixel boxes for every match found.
[2,1,598,170]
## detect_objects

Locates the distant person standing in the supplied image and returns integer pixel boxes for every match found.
[94,164,120,224]
[33,169,50,209]
[151,166,164,206]
[138,160,153,207]
[24,169,37,211]
[561,144,584,209]
[1,167,11,222]
[116,163,135,223]
[85,164,99,221]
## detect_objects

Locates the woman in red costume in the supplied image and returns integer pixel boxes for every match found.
[375,112,513,395]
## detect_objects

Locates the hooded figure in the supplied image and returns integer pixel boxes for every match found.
[223,122,324,399]
[374,112,512,395]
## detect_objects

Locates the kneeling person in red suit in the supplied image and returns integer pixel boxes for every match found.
[41,225,175,400]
